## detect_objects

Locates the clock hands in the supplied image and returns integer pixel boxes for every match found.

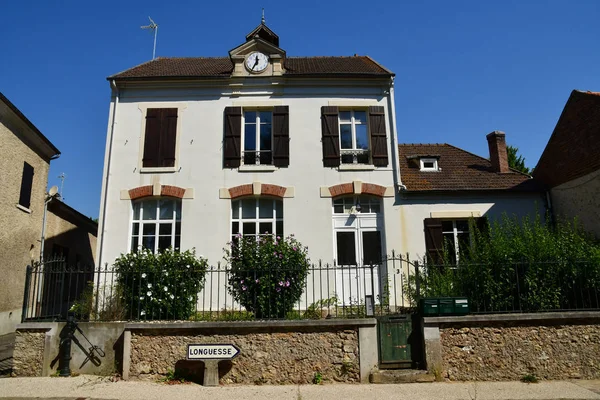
[252,56,259,71]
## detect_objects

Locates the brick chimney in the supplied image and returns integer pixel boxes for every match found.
[486,131,509,173]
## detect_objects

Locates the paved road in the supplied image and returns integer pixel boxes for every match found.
[1,376,600,400]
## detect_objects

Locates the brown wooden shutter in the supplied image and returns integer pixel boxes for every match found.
[223,106,242,168]
[424,218,443,264]
[19,162,34,209]
[321,106,340,167]
[368,106,389,167]
[142,109,161,168]
[272,106,290,167]
[159,108,178,167]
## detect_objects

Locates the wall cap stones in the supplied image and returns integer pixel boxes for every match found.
[424,311,600,326]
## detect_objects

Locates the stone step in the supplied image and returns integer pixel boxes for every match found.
[369,369,435,384]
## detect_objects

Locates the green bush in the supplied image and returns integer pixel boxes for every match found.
[113,248,208,320]
[224,234,310,319]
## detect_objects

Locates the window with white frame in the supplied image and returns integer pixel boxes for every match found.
[420,158,438,171]
[131,198,181,253]
[231,198,283,239]
[243,110,273,165]
[339,110,370,164]
[333,195,381,214]
[442,220,470,263]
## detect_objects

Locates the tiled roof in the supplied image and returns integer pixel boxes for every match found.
[108,56,393,80]
[533,90,600,187]
[398,144,543,192]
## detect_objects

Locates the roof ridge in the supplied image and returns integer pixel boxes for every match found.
[444,143,532,177]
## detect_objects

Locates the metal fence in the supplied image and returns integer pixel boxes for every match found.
[21,255,600,323]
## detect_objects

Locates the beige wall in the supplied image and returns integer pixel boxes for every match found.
[45,207,97,268]
[550,169,600,240]
[0,117,50,335]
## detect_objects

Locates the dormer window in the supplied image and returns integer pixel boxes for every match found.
[420,158,438,171]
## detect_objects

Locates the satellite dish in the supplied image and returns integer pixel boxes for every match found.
[48,186,59,196]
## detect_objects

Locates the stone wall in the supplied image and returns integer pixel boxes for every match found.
[130,329,360,384]
[12,330,46,377]
[428,313,600,381]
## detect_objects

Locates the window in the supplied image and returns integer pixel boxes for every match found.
[142,108,178,168]
[420,158,438,171]
[442,220,470,263]
[339,110,369,164]
[18,162,34,209]
[321,106,388,167]
[243,110,272,165]
[333,195,381,214]
[224,106,289,168]
[424,218,479,264]
[231,198,283,239]
[131,198,181,253]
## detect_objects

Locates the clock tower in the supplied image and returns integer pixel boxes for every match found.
[229,18,285,77]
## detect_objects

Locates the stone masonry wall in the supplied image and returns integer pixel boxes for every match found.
[441,324,600,381]
[130,329,359,384]
[12,330,46,377]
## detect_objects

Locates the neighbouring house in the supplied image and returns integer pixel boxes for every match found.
[0,91,98,334]
[533,90,600,240]
[397,131,545,263]
[97,21,401,288]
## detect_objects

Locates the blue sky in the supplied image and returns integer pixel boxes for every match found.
[1,1,599,218]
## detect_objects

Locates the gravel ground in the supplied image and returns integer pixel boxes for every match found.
[0,376,599,400]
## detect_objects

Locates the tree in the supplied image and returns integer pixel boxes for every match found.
[507,145,530,174]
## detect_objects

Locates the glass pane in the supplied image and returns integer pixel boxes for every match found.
[344,201,353,213]
[334,204,343,214]
[275,200,283,219]
[132,223,139,235]
[142,201,156,220]
[340,125,352,149]
[159,199,174,220]
[362,231,382,265]
[242,199,256,219]
[341,154,354,164]
[175,221,181,235]
[131,236,139,252]
[174,235,181,250]
[355,125,368,149]
[142,223,156,236]
[243,222,256,235]
[370,202,381,213]
[158,236,171,252]
[142,236,155,252]
[260,124,272,151]
[133,202,141,220]
[259,111,272,124]
[259,151,272,165]
[456,220,469,232]
[356,152,369,164]
[244,111,256,123]
[159,223,172,235]
[259,199,273,218]
[276,220,283,237]
[336,232,356,265]
[442,221,454,232]
[354,111,367,123]
[259,222,272,235]
[232,201,239,219]
[244,124,256,151]
[232,221,239,234]
[175,200,182,220]
[457,232,470,251]
[339,111,351,122]
[244,151,257,165]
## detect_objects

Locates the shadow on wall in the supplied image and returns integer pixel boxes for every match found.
[173,360,233,384]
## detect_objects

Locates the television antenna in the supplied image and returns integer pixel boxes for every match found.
[57,172,66,198]
[141,16,158,60]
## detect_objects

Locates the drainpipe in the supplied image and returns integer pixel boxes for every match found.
[387,77,406,191]
[96,80,119,272]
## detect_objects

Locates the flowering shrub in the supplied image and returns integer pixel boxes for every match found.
[224,234,310,319]
[113,248,208,320]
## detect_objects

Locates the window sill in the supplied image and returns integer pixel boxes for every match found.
[238,165,278,172]
[140,167,178,174]
[338,164,376,171]
[16,204,32,214]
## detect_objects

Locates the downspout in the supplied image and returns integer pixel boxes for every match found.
[387,77,406,191]
[96,80,119,271]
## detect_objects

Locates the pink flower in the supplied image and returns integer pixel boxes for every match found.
[276,287,281,292]
[293,247,297,251]
[285,281,290,287]
[279,281,284,286]
[255,279,259,283]
[279,254,283,259]
[242,285,247,291]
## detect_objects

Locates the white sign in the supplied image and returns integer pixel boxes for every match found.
[187,344,240,360]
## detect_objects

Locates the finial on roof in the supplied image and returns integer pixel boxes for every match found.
[261,8,265,24]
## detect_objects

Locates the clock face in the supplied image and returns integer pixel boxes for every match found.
[246,52,269,73]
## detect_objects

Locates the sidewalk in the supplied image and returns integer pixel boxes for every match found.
[1,376,600,400]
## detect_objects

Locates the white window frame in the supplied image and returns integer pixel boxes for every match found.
[339,109,370,164]
[441,219,470,264]
[242,110,273,166]
[420,158,438,171]
[130,198,182,253]
[332,195,381,215]
[231,197,283,239]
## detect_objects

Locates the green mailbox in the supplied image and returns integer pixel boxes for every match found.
[420,297,469,316]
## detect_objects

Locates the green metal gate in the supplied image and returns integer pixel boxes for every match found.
[377,314,416,368]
